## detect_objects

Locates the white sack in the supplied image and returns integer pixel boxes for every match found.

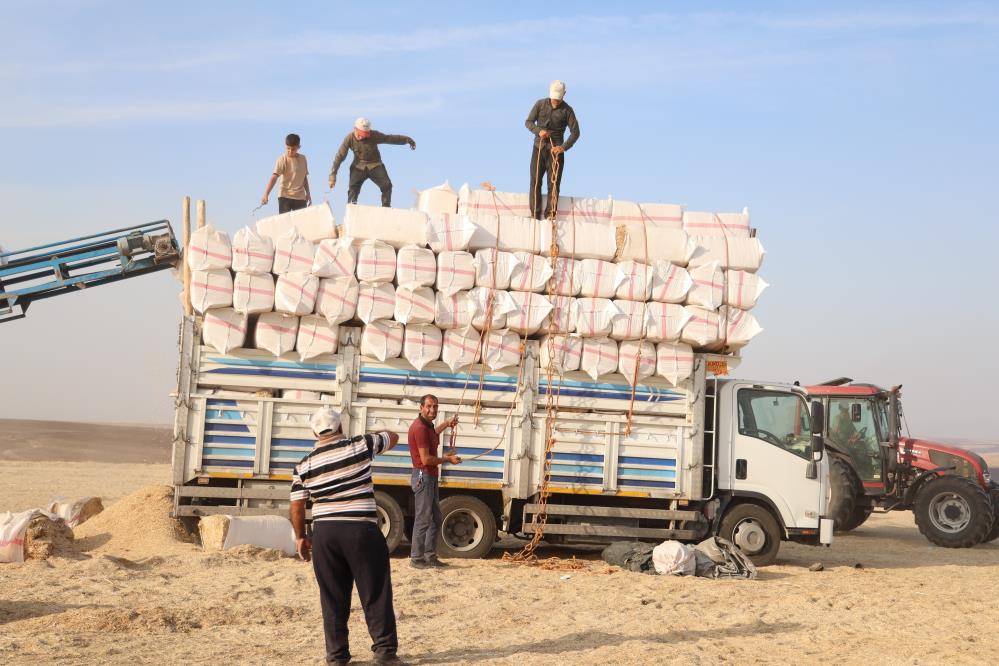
[656,342,695,385]
[483,329,522,371]
[315,276,359,325]
[682,208,751,238]
[645,303,692,343]
[272,228,316,274]
[396,245,437,288]
[275,272,319,315]
[282,390,322,401]
[574,298,621,337]
[394,286,436,325]
[231,226,274,274]
[555,196,614,224]
[457,185,532,219]
[725,270,768,310]
[611,201,684,229]
[578,259,625,298]
[232,272,274,315]
[467,215,547,254]
[618,340,657,385]
[505,291,554,336]
[680,306,724,349]
[357,282,396,323]
[45,497,102,528]
[187,224,232,271]
[509,251,554,293]
[539,334,583,373]
[580,337,619,381]
[427,212,476,253]
[0,509,60,563]
[610,300,648,341]
[652,540,696,576]
[436,250,477,295]
[191,269,233,314]
[255,312,299,355]
[312,238,357,278]
[615,226,696,266]
[403,324,443,370]
[442,326,482,372]
[355,240,397,284]
[539,295,577,334]
[468,287,516,330]
[297,315,339,361]
[550,218,618,261]
[435,291,475,330]
[688,236,765,272]
[473,248,521,290]
[719,306,764,351]
[550,257,582,296]
[341,204,428,249]
[202,308,248,353]
[256,202,336,243]
[417,181,459,216]
[615,261,653,301]
[686,261,725,311]
[360,320,404,361]
[222,515,296,556]
[651,263,693,304]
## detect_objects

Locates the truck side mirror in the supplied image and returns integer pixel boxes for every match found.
[810,401,825,461]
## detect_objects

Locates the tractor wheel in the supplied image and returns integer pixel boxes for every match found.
[982,483,999,544]
[719,503,782,567]
[828,455,860,532]
[913,475,993,548]
[437,495,497,559]
[374,491,405,554]
[838,504,874,532]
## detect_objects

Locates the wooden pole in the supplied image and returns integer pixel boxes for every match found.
[196,199,206,229]
[182,196,192,316]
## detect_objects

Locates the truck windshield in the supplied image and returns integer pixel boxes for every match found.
[829,398,880,458]
[737,390,812,459]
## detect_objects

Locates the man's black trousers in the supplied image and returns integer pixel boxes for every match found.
[529,145,565,220]
[278,197,308,214]
[347,165,393,207]
[311,520,398,663]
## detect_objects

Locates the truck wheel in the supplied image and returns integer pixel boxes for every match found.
[719,503,781,567]
[838,504,874,532]
[982,483,999,544]
[828,455,859,532]
[374,491,404,554]
[913,475,992,548]
[437,495,497,559]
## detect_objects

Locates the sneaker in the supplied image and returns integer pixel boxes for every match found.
[426,556,449,568]
[409,558,430,569]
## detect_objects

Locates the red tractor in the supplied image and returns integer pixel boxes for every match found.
[808,379,997,548]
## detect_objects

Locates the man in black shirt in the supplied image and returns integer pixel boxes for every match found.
[524,80,580,220]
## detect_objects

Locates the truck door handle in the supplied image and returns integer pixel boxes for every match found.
[736,459,748,480]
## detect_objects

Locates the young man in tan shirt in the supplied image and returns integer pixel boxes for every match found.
[262,133,312,213]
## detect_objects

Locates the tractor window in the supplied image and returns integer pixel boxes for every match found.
[737,389,811,459]
[829,398,880,458]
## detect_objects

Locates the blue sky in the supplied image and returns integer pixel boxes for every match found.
[1,1,997,440]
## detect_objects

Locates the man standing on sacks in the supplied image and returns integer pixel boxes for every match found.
[290,406,404,666]
[525,79,580,220]
[329,117,415,207]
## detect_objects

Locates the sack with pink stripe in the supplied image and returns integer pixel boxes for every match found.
[356,282,396,323]
[539,295,577,334]
[574,298,621,337]
[505,291,553,336]
[394,286,436,325]
[725,270,768,310]
[312,238,357,279]
[615,261,653,301]
[361,320,404,362]
[618,340,657,385]
[282,390,323,401]
[611,201,684,229]
[435,291,475,329]
[656,342,695,385]
[396,245,437,288]
[610,300,649,341]
[688,236,765,272]
[580,337,618,381]
[233,272,275,315]
[442,326,482,372]
[718,306,763,351]
[614,225,695,266]
[483,329,522,371]
[468,215,547,254]
[473,249,520,290]
[403,324,443,370]
[426,212,476,252]
[355,240,396,284]
[316,276,358,325]
[686,262,724,310]
[457,185,531,219]
[555,196,614,224]
[680,306,724,348]
[468,287,516,331]
[682,208,751,238]
[645,303,692,343]
[275,272,319,315]
[417,181,459,217]
[509,251,554,293]
[256,202,336,243]
[231,226,274,274]
[202,308,248,354]
[272,228,315,274]
[187,224,232,271]
[341,204,429,249]
[191,269,233,314]
[578,259,625,298]
[550,257,582,296]
[550,217,618,261]
[297,315,339,361]
[254,312,299,356]
[539,334,583,373]
[650,262,693,303]
[436,251,476,295]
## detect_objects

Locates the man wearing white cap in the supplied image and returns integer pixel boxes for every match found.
[525,79,580,220]
[290,406,404,666]
[329,118,416,207]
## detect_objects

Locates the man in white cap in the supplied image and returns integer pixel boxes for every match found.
[525,79,580,220]
[290,406,404,666]
[328,118,416,207]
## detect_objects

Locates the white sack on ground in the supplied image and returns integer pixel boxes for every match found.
[356,282,396,323]
[191,269,233,314]
[403,324,443,370]
[682,209,751,238]
[255,313,299,356]
[725,270,768,310]
[578,259,625,298]
[220,515,296,555]
[275,272,319,315]
[610,300,649,341]
[650,263,693,304]
[417,181,459,217]
[297,315,339,361]
[467,215,547,254]
[457,185,532,219]
[580,337,619,381]
[231,226,274,274]
[426,212,476,253]
[615,225,696,266]
[656,342,695,385]
[652,540,696,576]
[0,509,60,563]
[436,250,476,295]
[509,251,554,293]
[45,497,103,528]
[618,340,657,385]
[360,320,404,362]
[435,291,475,330]
[539,334,583,373]
[574,298,621,337]
[680,306,724,349]
[469,287,516,331]
[615,261,653,301]
[442,326,482,372]
[483,329,522,371]
[473,249,521,290]
[187,224,232,271]
[341,204,428,248]
[256,203,336,243]
[272,228,315,274]
[505,291,554,336]
[394,286,436,325]
[396,245,437,288]
[688,236,765,272]
[202,308,248,354]
[555,196,614,224]
[686,262,725,311]
[539,295,577,334]
[355,240,397,284]
[645,303,692,343]
[611,201,684,229]
[550,257,582,296]
[313,238,357,278]
[551,218,618,261]
[315,276,359,325]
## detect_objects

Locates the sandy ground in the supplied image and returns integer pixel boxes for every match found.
[1,446,998,664]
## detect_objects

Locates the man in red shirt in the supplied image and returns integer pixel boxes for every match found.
[408,394,461,568]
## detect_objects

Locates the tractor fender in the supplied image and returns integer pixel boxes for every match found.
[903,466,955,506]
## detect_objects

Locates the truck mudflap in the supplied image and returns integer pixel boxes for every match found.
[820,518,834,544]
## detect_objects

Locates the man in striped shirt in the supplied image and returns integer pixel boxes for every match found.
[290,406,402,666]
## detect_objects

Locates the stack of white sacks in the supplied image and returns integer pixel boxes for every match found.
[189,182,766,388]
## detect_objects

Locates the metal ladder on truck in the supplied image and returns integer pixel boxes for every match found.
[0,221,180,324]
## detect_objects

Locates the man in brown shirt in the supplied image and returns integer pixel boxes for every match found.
[261,133,312,213]
[525,80,580,220]
[328,117,415,207]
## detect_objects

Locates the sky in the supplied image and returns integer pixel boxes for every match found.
[0,1,997,440]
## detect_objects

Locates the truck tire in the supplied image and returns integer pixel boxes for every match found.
[982,483,999,544]
[838,504,873,532]
[828,454,860,532]
[437,495,497,559]
[374,491,405,554]
[913,475,993,548]
[719,503,781,567]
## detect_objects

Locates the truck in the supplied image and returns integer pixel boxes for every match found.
[171,316,834,565]
[808,379,997,547]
